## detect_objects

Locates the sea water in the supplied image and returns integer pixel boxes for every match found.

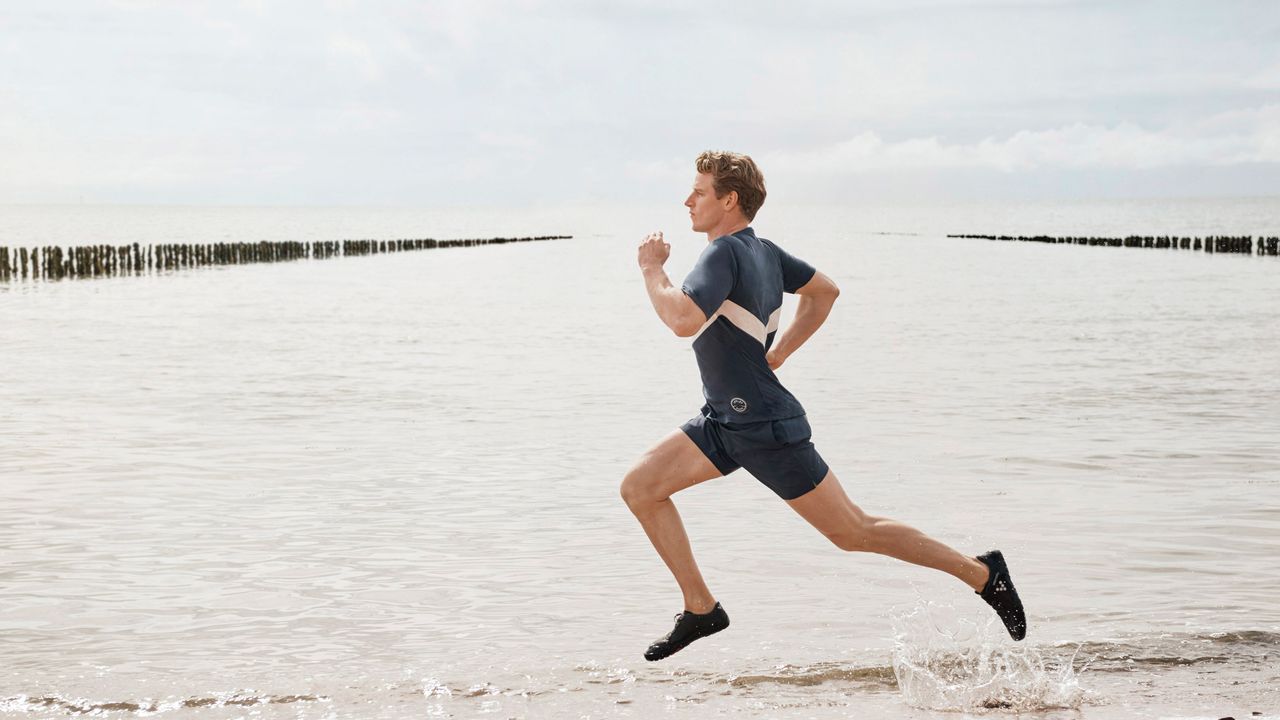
[1,198,1277,718]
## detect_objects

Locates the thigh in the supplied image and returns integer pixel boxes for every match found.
[626,428,726,498]
[784,470,868,537]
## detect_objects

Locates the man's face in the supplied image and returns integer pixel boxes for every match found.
[685,172,731,233]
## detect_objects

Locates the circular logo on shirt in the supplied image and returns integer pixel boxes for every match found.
[730,397,749,413]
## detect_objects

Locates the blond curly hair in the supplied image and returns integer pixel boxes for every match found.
[695,150,767,221]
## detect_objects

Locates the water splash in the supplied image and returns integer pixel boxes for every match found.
[890,601,1086,712]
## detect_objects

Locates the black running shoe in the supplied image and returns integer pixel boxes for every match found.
[975,550,1027,641]
[643,602,730,661]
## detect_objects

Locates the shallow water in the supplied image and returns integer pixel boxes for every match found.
[1,199,1278,718]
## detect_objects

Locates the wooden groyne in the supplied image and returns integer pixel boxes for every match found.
[949,233,1279,256]
[0,235,570,282]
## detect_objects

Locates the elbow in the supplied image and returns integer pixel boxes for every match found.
[799,271,840,301]
[670,310,706,337]
[672,318,702,337]
[809,281,840,305]
[821,275,841,302]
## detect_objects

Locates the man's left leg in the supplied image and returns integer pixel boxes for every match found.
[620,429,725,613]
[621,429,734,660]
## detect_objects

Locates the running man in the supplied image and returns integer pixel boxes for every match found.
[622,150,1026,661]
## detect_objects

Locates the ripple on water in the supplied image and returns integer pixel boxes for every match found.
[0,692,327,716]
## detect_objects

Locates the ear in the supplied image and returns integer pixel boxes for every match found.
[723,190,739,211]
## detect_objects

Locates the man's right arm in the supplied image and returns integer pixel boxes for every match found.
[766,270,839,371]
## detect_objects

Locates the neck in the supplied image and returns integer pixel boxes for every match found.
[704,216,750,243]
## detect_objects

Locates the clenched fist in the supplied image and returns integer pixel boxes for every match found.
[637,231,670,271]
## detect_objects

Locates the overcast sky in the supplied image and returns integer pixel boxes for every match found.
[2,1,1278,205]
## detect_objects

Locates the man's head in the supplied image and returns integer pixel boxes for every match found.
[685,150,766,234]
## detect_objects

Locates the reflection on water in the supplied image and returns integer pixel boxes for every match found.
[1,200,1278,718]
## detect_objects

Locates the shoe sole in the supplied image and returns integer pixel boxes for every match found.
[643,618,729,661]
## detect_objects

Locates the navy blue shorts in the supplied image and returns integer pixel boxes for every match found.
[681,412,830,500]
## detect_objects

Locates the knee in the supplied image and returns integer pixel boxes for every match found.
[619,468,662,512]
[828,529,872,553]
[826,515,878,553]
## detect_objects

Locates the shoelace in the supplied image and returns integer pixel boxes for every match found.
[651,613,686,646]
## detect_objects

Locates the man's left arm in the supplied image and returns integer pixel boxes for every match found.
[638,231,706,337]
[766,270,840,370]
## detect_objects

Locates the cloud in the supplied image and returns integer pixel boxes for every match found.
[473,131,541,152]
[327,33,384,83]
[765,105,1280,175]
[1,1,1277,203]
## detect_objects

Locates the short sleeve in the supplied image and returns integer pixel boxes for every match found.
[681,239,736,319]
[775,243,817,293]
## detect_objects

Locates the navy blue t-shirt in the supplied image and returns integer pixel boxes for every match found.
[680,226,817,424]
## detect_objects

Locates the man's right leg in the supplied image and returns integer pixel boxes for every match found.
[620,429,724,614]
[786,471,1027,640]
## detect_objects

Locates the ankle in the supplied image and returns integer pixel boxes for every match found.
[969,557,991,592]
[684,597,717,614]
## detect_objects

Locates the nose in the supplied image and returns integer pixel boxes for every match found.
[684,194,694,208]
